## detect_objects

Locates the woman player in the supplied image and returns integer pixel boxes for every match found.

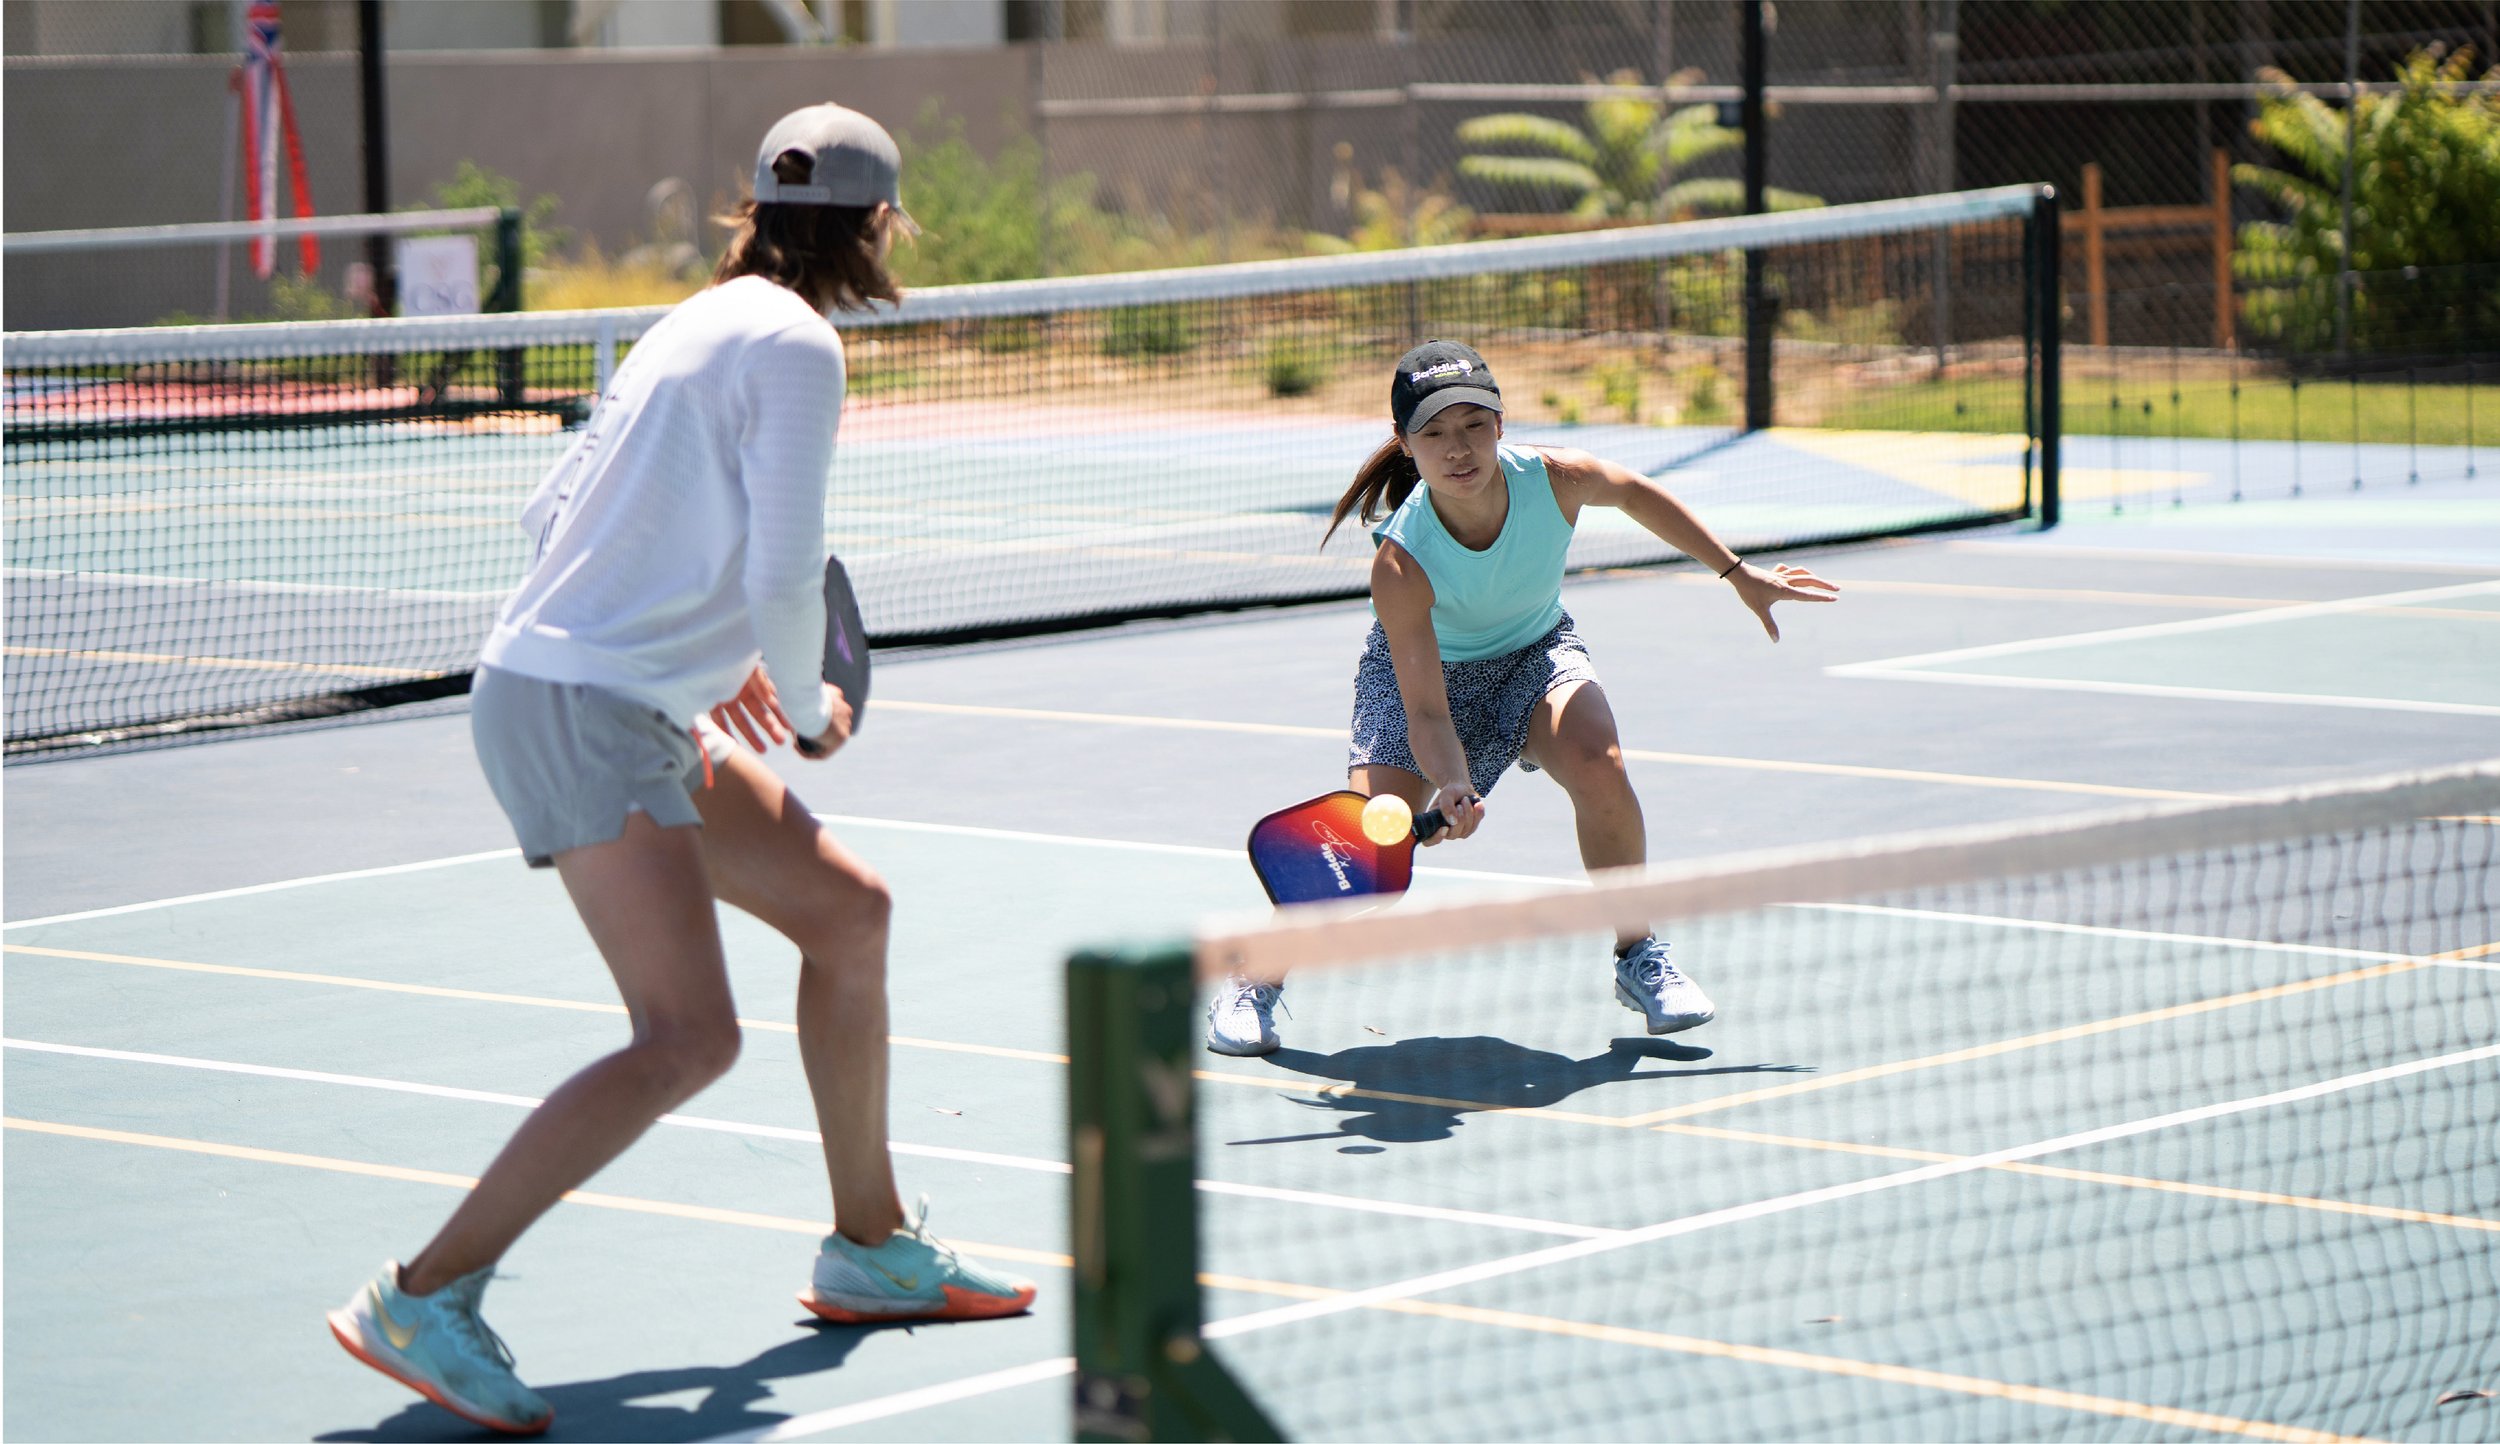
[1208,340,1839,1057]
[326,106,1033,1435]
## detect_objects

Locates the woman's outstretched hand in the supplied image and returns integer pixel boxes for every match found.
[1728,562,1841,641]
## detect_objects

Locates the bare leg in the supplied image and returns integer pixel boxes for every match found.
[402,811,740,1295]
[692,747,906,1247]
[1520,680,1649,948]
[1349,764,1434,814]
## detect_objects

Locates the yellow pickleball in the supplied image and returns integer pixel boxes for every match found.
[1359,792,1414,847]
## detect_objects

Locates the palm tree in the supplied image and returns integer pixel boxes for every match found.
[1456,69,1820,220]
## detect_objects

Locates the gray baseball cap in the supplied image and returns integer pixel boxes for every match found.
[753,103,917,231]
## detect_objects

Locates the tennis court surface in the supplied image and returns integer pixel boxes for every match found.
[7,187,2498,1442]
[8,466,2496,1439]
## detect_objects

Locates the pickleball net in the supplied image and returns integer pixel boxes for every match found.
[5,185,2056,752]
[1066,762,2500,1441]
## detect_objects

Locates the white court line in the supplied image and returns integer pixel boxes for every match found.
[1944,540,2500,575]
[707,1358,1079,1444]
[1,849,524,930]
[2,565,506,602]
[1795,902,2500,975]
[1831,577,2500,674]
[3,820,1570,931]
[1196,1041,2500,1340]
[1826,577,2500,718]
[722,1041,2500,1439]
[1822,667,2500,718]
[810,812,1571,888]
[0,1040,1604,1240]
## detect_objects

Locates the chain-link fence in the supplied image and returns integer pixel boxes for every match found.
[1011,0,2496,476]
[1027,0,2498,351]
[9,0,2496,375]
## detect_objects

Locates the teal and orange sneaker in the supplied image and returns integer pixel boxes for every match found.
[801,1198,1038,1324]
[327,1262,553,1436]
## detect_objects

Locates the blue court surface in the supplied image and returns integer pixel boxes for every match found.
[6,448,2497,1440]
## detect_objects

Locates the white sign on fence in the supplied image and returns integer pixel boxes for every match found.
[394,234,481,317]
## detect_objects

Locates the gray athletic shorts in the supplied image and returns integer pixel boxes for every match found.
[471,665,725,868]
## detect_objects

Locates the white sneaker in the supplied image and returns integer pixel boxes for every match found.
[1614,937,1714,1034]
[1206,976,1283,1056]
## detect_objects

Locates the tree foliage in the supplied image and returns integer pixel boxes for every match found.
[1455,69,1819,219]
[2232,45,2500,354]
[891,105,1104,286]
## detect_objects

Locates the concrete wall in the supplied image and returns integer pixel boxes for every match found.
[390,0,557,52]
[2,0,208,57]
[2,42,1030,328]
[882,0,1007,48]
[595,0,725,49]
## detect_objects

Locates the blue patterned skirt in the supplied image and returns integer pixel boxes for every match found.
[1346,613,1599,799]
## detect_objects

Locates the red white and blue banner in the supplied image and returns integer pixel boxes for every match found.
[235,0,317,278]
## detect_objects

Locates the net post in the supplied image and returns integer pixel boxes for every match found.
[489,207,524,312]
[491,206,525,405]
[1069,944,1280,1444]
[2031,186,2062,530]
[1739,0,1772,432]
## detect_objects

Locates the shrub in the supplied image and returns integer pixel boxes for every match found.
[1684,363,1725,420]
[1340,155,1474,250]
[2233,45,2500,355]
[1260,334,1329,396]
[891,104,1102,286]
[530,244,705,310]
[428,161,567,309]
[1102,304,1193,358]
[1595,357,1643,421]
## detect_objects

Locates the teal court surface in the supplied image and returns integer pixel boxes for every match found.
[6,461,2498,1441]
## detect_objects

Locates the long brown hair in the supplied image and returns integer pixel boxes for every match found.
[1321,433,1420,547]
[712,150,902,313]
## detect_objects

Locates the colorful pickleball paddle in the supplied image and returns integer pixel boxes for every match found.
[1247,789,1450,907]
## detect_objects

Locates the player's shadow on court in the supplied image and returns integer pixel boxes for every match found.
[1229,1035,1812,1149]
[317,1316,955,1442]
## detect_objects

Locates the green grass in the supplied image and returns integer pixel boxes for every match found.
[1822,374,2488,447]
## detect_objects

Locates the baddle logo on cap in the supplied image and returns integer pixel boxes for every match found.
[1391,340,1502,433]
[754,103,919,232]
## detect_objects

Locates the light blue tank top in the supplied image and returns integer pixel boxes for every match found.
[1372,443,1573,661]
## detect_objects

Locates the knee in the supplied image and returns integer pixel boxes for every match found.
[816,841,892,926]
[846,862,893,929]
[1552,733,1628,790]
[795,853,891,972]
[641,1016,742,1096]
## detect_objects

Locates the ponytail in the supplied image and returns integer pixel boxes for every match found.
[1321,434,1421,548]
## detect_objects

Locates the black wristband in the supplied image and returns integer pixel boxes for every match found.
[1717,557,1744,578]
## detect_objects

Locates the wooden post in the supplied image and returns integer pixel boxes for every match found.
[2210,146,2235,350]
[2082,161,2108,348]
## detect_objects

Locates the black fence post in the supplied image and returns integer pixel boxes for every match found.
[2033,188,2061,530]
[1740,0,1772,432]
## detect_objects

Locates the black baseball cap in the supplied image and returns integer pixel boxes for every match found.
[1390,340,1502,433]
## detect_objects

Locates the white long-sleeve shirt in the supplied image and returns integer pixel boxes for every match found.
[482,275,839,737]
